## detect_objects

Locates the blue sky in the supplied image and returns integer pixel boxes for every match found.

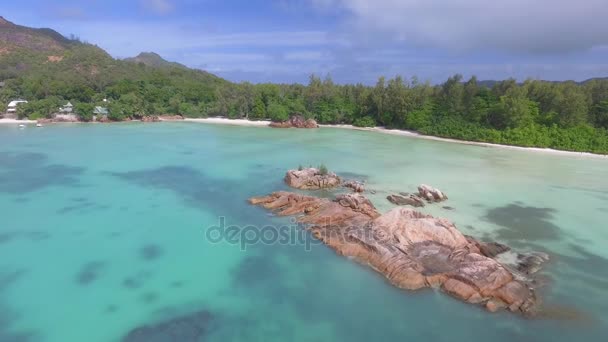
[4,0,608,84]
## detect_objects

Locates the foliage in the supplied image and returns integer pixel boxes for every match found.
[353,116,376,127]
[74,102,94,121]
[2,22,608,153]
[267,101,289,122]
[318,164,329,175]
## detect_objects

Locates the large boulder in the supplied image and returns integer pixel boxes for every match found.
[387,194,425,207]
[158,115,184,121]
[269,114,318,128]
[418,184,448,202]
[284,168,341,190]
[343,180,365,193]
[141,116,160,122]
[249,191,547,316]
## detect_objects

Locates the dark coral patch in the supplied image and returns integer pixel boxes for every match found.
[76,261,105,285]
[0,152,84,194]
[483,203,561,241]
[122,310,213,342]
[140,244,164,261]
[122,271,152,289]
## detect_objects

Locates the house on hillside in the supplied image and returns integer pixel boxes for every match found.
[0,81,5,88]
[7,100,28,113]
[93,106,109,121]
[53,101,78,121]
[59,101,73,113]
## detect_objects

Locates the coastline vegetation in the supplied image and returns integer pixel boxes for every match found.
[2,40,608,153]
[318,164,329,175]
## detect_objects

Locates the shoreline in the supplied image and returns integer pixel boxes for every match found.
[0,118,37,124]
[184,117,271,126]
[3,117,606,158]
[321,124,608,159]
[184,117,608,159]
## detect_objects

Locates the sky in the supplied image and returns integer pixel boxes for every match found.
[3,0,608,84]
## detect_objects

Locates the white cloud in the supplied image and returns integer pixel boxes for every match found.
[68,21,334,55]
[314,0,608,53]
[284,51,325,61]
[140,0,174,15]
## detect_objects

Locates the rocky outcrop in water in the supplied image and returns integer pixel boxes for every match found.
[387,185,448,207]
[284,168,341,190]
[343,180,365,193]
[418,184,448,202]
[269,114,318,128]
[249,191,546,316]
[387,194,425,207]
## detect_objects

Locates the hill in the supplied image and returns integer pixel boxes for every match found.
[1,16,608,154]
[124,52,188,69]
[0,15,227,119]
[0,15,75,54]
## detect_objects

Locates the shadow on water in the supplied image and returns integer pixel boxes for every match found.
[483,203,562,242]
[557,244,608,289]
[122,310,214,342]
[140,292,159,305]
[0,152,85,194]
[336,171,369,181]
[139,244,164,261]
[75,261,106,286]
[122,270,153,290]
[0,231,51,245]
[0,270,37,341]
[108,166,273,226]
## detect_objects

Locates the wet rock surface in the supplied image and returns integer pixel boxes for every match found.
[387,194,425,207]
[343,180,365,193]
[418,184,448,202]
[269,114,318,128]
[388,184,448,207]
[249,191,548,316]
[284,168,341,190]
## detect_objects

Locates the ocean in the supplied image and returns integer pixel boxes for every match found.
[0,122,607,341]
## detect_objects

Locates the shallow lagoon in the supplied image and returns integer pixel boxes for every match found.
[0,122,607,341]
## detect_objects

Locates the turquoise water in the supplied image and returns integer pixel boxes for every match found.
[0,122,607,341]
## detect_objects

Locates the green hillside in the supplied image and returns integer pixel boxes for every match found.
[1,16,608,153]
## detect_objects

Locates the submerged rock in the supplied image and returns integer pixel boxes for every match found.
[387,194,425,207]
[249,191,547,316]
[122,310,213,342]
[269,114,318,128]
[284,168,341,190]
[343,180,365,193]
[418,184,448,202]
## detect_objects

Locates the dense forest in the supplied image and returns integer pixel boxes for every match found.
[2,17,608,153]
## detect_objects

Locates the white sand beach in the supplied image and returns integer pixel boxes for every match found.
[322,124,608,158]
[0,118,37,124]
[3,115,605,158]
[184,117,271,126]
[182,117,608,158]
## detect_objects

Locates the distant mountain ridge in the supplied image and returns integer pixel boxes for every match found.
[0,15,77,53]
[0,15,224,88]
[124,52,188,69]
